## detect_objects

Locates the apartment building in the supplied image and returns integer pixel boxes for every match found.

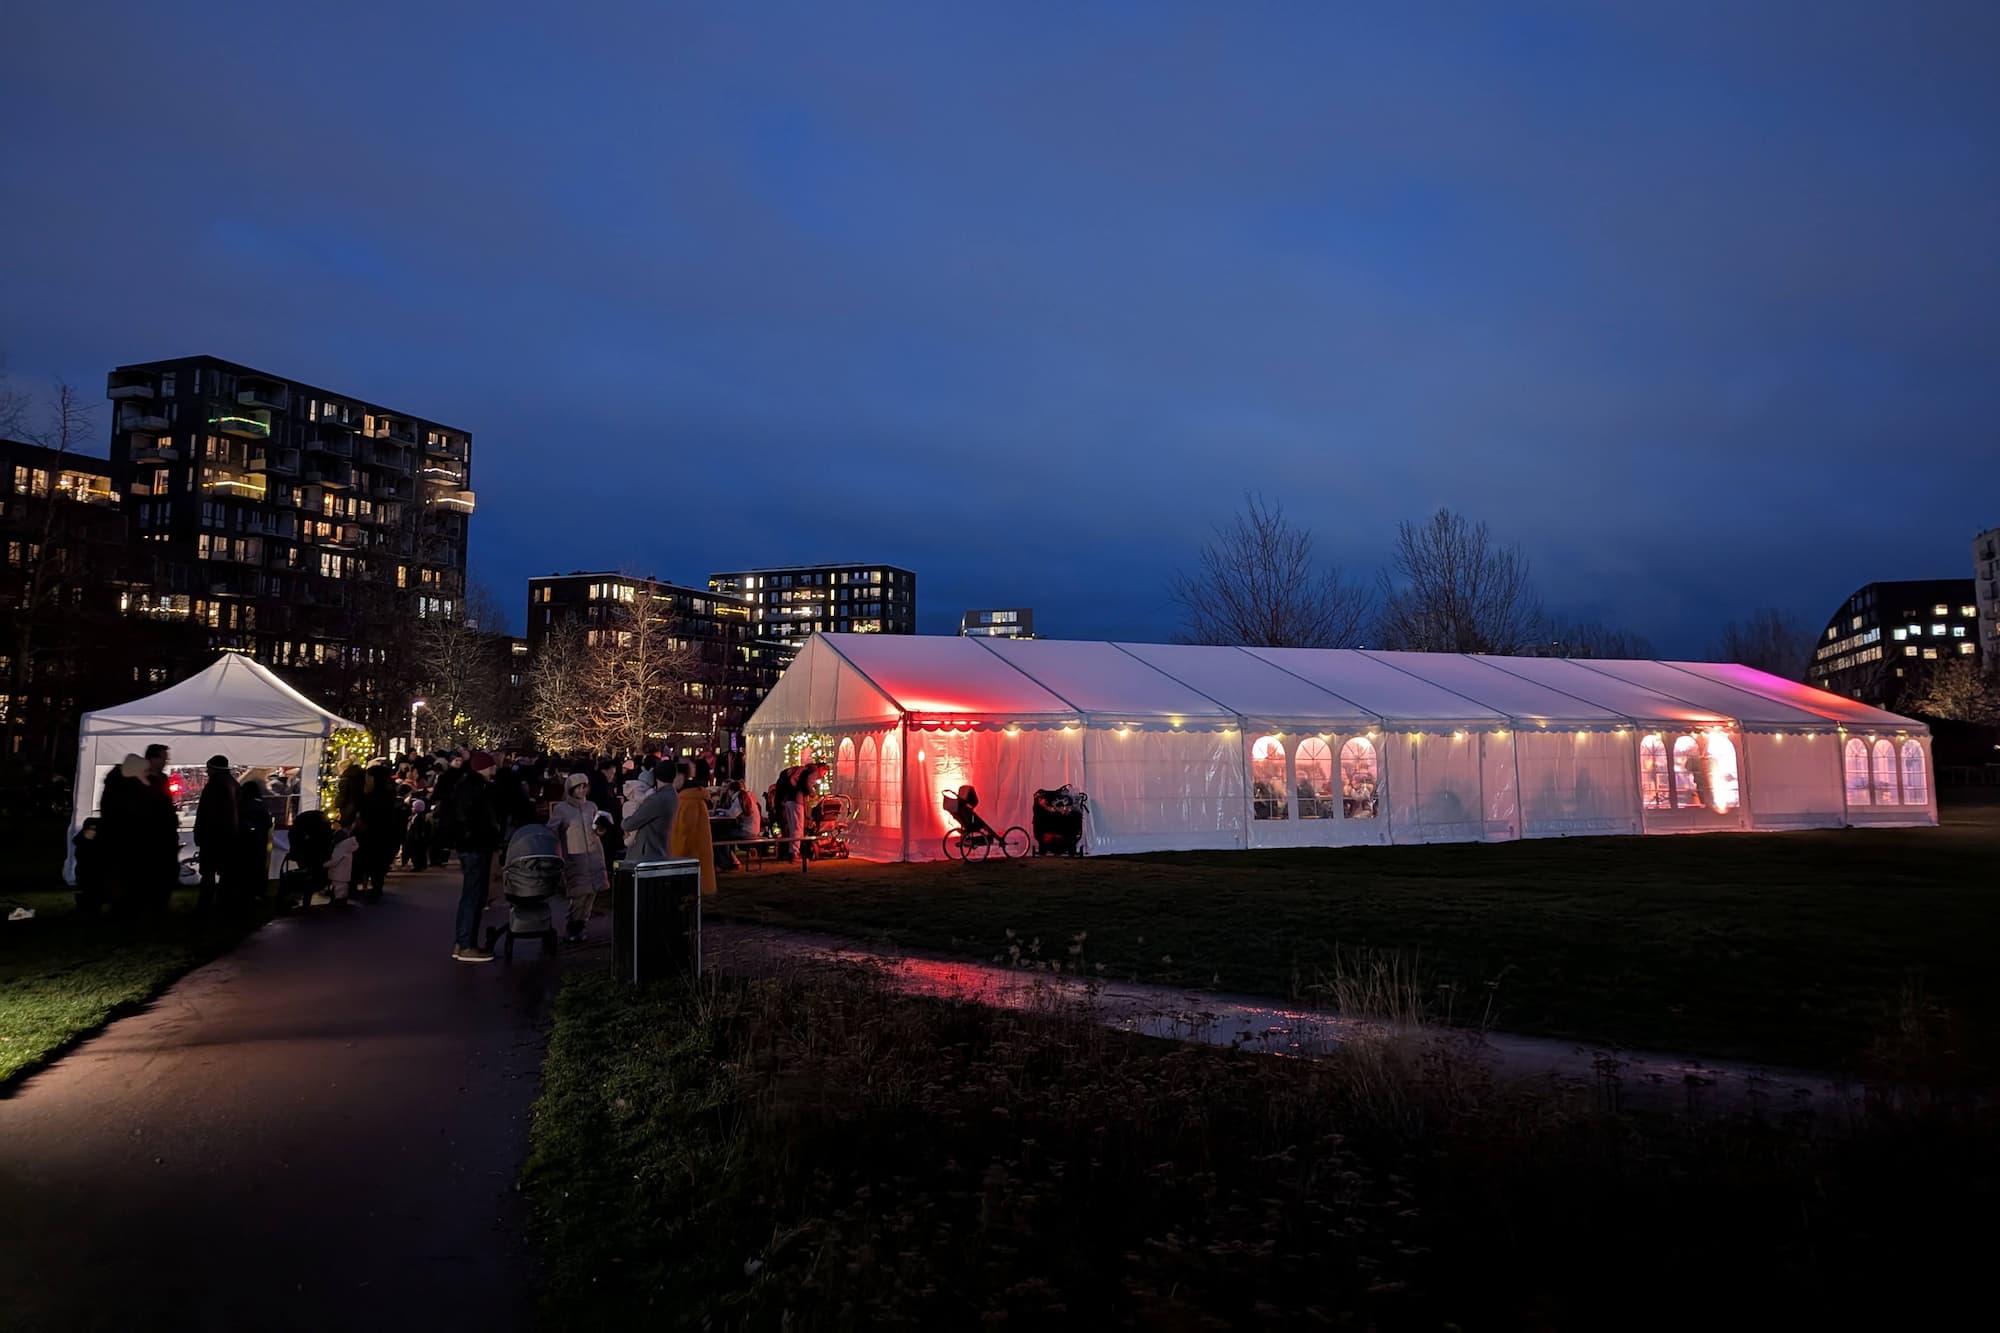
[707,562,917,641]
[959,607,1034,639]
[1976,528,2000,674]
[1807,578,1980,708]
[104,356,473,729]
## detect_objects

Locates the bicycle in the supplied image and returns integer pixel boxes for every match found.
[940,786,1030,861]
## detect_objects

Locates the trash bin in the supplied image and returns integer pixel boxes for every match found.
[612,858,702,982]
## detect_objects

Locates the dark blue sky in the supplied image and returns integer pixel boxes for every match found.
[5,2,1996,649]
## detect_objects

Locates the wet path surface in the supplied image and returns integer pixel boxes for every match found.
[0,869,577,1333]
[706,922,1856,1115]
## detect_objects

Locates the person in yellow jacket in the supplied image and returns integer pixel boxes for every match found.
[666,758,718,896]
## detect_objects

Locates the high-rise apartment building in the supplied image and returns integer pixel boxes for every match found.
[104,356,474,729]
[1807,578,1979,707]
[1975,528,2000,674]
[959,607,1034,639]
[526,572,778,746]
[707,563,917,641]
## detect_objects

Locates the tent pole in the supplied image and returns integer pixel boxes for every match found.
[1508,728,1525,840]
[900,716,910,864]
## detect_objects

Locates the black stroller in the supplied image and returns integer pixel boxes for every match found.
[940,785,1030,861]
[487,822,563,959]
[1032,785,1089,856]
[281,808,335,910]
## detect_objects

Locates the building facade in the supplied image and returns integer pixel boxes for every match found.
[525,572,777,747]
[1808,578,1980,708]
[1976,528,2000,674]
[0,440,207,772]
[959,607,1034,638]
[104,356,474,732]
[707,563,917,642]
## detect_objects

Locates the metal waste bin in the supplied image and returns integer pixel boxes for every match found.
[612,858,702,982]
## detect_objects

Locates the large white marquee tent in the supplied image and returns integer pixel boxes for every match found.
[65,653,360,881]
[745,634,1936,861]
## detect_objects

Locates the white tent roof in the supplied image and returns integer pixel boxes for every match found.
[749,635,1931,738]
[80,652,360,740]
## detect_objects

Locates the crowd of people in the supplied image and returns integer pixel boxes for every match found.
[70,739,832,967]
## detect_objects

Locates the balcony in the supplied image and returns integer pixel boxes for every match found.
[209,409,273,439]
[56,471,120,505]
[118,404,171,433]
[250,447,301,475]
[306,463,355,490]
[129,443,180,466]
[424,435,469,463]
[201,468,269,500]
[237,381,290,411]
[106,371,157,401]
[428,488,476,513]
[420,463,466,486]
[307,434,355,459]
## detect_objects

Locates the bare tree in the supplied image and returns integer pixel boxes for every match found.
[0,352,31,439]
[1908,656,2000,724]
[1710,608,1811,679]
[523,589,704,755]
[1375,508,1543,653]
[5,380,97,738]
[1537,616,1654,659]
[1168,493,1372,647]
[406,579,512,748]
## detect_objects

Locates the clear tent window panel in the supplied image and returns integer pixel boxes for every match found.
[1843,739,1872,806]
[1672,736,1700,809]
[1700,732,1741,814]
[1340,737,1378,819]
[1251,735,1287,820]
[857,737,877,825]
[1901,740,1928,806]
[1295,737,1334,819]
[878,731,902,829]
[1639,735,1672,810]
[1871,739,1901,806]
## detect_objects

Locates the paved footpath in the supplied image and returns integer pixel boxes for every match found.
[0,869,578,1333]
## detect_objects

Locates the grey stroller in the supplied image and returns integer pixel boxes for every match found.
[487,823,563,959]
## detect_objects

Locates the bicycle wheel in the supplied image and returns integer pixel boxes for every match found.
[1000,826,1031,859]
[943,830,966,861]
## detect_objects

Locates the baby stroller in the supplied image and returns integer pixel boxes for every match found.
[940,785,1030,861]
[487,822,563,959]
[1032,785,1089,856]
[806,793,852,860]
[282,808,335,910]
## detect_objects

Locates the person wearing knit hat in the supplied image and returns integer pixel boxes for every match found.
[468,751,496,774]
[549,772,606,944]
[193,754,239,915]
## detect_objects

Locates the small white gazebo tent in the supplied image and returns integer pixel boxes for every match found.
[66,654,361,881]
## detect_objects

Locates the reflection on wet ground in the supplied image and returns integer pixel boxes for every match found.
[706,923,1867,1116]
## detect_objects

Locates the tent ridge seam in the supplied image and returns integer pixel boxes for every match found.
[1231,647,1386,726]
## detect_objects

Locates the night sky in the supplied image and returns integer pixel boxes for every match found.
[4,2,1996,651]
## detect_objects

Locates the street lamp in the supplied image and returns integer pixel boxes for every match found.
[409,699,427,756]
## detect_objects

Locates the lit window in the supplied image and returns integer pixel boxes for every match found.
[1251,735,1287,820]
[1892,628,1906,641]
[1901,741,1929,806]
[1339,738,1378,818]
[1639,735,1672,810]
[1961,643,1977,655]
[1952,626,1966,637]
[1871,739,1900,806]
[1933,604,1948,616]
[1931,623,1947,635]
[1843,739,1871,806]
[1905,646,1917,657]
[1962,605,1977,618]
[1850,615,1863,631]
[1923,648,1938,660]
[1295,738,1334,819]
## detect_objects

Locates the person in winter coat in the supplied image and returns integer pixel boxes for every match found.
[193,755,240,914]
[353,765,401,903]
[334,763,367,831]
[710,778,743,872]
[139,745,181,912]
[236,779,274,908]
[549,773,608,943]
[446,753,502,962]
[588,757,619,816]
[622,764,680,863]
[667,760,718,897]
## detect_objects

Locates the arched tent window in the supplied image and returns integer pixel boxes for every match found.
[878,731,902,829]
[836,737,855,790]
[1900,740,1928,807]
[1700,731,1740,814]
[856,737,877,824]
[1295,738,1334,819]
[1672,736,1700,809]
[1843,738,1872,806]
[1339,737,1378,818]
[1639,734,1672,810]
[1871,739,1900,806]
[1251,735,1288,820]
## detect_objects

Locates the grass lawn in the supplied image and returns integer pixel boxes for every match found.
[0,830,275,1089]
[527,967,1999,1330]
[708,802,2000,1074]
